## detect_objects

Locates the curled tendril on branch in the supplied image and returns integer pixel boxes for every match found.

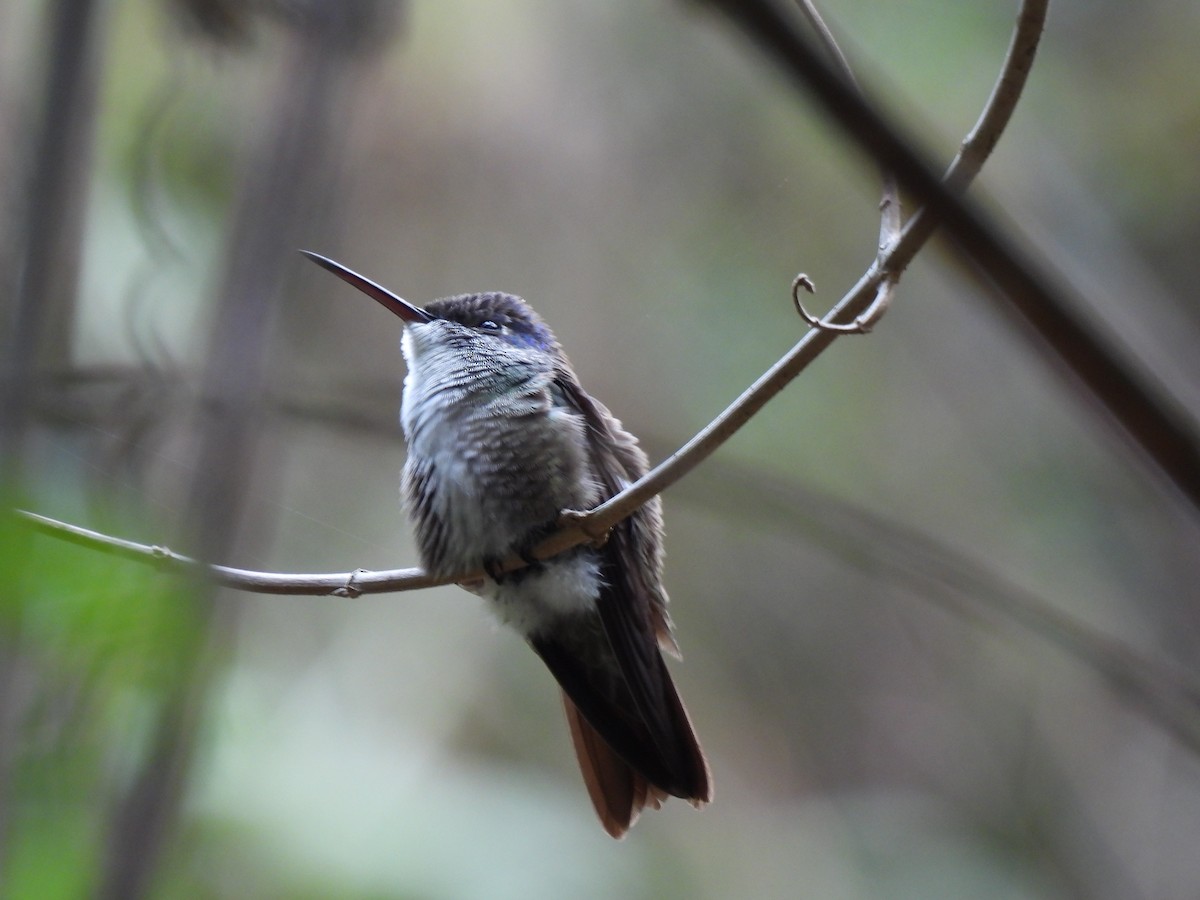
[792,270,881,334]
[786,0,899,336]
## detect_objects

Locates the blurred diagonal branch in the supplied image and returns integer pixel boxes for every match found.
[701,0,1200,514]
[687,463,1200,757]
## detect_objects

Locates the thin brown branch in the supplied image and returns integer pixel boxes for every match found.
[17,509,441,595]
[17,0,1045,591]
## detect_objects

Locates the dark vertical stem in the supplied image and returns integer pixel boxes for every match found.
[95,4,401,895]
[0,0,107,473]
[0,0,109,878]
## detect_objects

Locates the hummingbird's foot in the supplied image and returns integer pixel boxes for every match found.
[517,544,546,570]
[488,518,570,584]
[483,556,511,583]
[483,551,545,585]
[510,521,558,576]
[485,515,589,584]
[558,508,611,548]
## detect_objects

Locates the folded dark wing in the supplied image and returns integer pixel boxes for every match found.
[549,372,711,804]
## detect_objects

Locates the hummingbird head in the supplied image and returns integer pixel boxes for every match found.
[421,291,557,352]
[301,250,565,385]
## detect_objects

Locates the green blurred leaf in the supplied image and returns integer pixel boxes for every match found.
[1,505,201,897]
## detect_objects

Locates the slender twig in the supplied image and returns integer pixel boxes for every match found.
[791,0,854,82]
[17,509,441,595]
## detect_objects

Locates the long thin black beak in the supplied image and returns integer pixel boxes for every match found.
[300,250,434,324]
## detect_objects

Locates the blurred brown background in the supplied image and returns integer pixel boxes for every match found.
[2,0,1199,897]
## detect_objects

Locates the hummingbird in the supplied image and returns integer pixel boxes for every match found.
[302,250,711,837]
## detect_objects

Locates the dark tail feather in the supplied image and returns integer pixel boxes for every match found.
[533,634,712,807]
[562,694,665,838]
[657,664,713,807]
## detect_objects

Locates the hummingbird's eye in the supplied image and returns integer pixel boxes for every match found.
[478,319,503,333]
